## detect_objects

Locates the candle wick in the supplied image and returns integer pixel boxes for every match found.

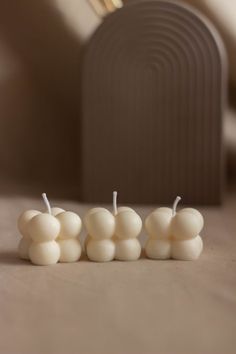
[113,191,118,215]
[42,193,52,214]
[172,196,181,217]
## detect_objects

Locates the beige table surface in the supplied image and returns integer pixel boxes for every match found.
[0,188,236,354]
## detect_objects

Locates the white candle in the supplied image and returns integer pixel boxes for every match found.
[145,196,204,260]
[17,193,82,265]
[84,191,142,262]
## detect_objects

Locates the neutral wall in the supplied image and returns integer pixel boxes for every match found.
[0,0,100,197]
[184,0,236,86]
[0,0,235,198]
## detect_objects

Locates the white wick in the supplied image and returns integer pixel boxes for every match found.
[42,193,52,214]
[172,196,181,217]
[113,191,118,215]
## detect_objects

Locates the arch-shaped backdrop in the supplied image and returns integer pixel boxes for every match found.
[81,0,226,204]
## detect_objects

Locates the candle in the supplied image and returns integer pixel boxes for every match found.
[84,192,142,262]
[17,193,82,265]
[145,196,203,260]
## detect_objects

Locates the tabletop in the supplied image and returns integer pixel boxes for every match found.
[0,187,236,354]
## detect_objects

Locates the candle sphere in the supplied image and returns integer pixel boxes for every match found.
[115,238,141,261]
[145,208,172,239]
[86,239,115,262]
[117,206,134,212]
[51,207,65,216]
[56,211,82,239]
[57,238,82,263]
[172,209,204,240]
[171,235,203,260]
[85,208,115,240]
[18,210,40,238]
[29,240,60,265]
[28,213,61,242]
[180,208,204,227]
[115,210,142,239]
[145,239,171,260]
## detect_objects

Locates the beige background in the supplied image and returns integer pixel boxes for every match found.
[0,0,236,197]
[0,0,97,196]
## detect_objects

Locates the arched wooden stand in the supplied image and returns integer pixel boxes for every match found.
[81,0,226,204]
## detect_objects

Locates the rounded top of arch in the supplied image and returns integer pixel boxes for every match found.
[85,0,226,68]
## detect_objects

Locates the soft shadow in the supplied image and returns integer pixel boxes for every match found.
[78,252,89,262]
[0,250,28,265]
[140,248,147,259]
